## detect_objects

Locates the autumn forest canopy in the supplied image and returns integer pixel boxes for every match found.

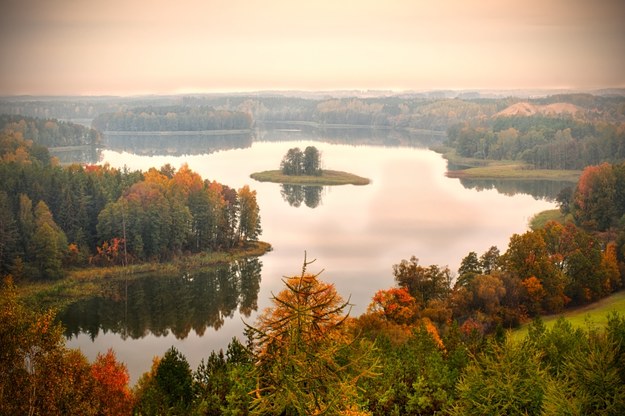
[1,91,625,414]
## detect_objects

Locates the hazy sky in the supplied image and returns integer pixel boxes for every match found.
[1,0,624,95]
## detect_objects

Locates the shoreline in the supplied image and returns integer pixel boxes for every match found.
[17,241,272,310]
[433,146,581,182]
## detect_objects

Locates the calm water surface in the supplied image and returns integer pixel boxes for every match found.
[65,137,556,383]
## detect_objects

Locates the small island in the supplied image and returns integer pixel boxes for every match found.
[250,146,371,186]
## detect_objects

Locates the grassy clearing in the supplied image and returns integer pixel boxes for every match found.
[250,170,370,186]
[17,241,272,310]
[529,209,573,230]
[435,147,581,181]
[509,290,625,342]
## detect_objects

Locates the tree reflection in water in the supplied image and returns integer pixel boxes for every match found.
[58,258,263,341]
[280,184,323,208]
[457,178,575,201]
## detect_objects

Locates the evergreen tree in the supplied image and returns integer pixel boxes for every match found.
[155,346,194,412]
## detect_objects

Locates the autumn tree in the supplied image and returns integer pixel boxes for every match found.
[542,221,615,304]
[367,287,418,325]
[97,179,192,260]
[0,278,133,415]
[503,230,567,313]
[91,349,134,416]
[237,185,262,243]
[247,255,377,415]
[573,162,617,231]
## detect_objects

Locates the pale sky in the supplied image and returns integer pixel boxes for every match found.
[1,0,624,96]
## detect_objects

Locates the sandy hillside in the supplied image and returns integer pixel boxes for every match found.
[496,102,582,117]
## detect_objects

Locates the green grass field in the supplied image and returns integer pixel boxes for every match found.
[250,170,370,186]
[509,290,625,342]
[436,148,581,181]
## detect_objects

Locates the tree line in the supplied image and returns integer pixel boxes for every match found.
[0,114,101,148]
[3,92,624,134]
[91,106,253,132]
[0,128,262,280]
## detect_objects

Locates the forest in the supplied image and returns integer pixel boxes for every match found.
[1,95,625,414]
[0,114,101,148]
[446,114,625,169]
[0,125,262,280]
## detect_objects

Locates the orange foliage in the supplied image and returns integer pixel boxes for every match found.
[521,276,546,304]
[419,317,445,350]
[91,349,134,416]
[256,273,348,358]
[368,287,417,325]
[90,238,126,266]
[521,276,547,315]
[143,167,170,187]
[65,243,82,266]
[602,242,621,293]
[172,163,204,198]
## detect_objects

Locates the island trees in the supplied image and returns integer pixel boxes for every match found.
[280,146,322,176]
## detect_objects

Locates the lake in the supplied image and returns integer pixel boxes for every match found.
[63,128,559,383]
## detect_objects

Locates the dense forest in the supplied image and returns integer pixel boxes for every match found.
[2,94,625,414]
[0,126,262,280]
[446,114,625,169]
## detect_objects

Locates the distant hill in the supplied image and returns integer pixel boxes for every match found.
[496,102,583,117]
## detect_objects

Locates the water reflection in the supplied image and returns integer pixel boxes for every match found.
[280,184,323,208]
[102,131,254,156]
[59,258,262,340]
[457,178,576,201]
[50,145,100,165]
[256,122,445,147]
[101,126,444,158]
